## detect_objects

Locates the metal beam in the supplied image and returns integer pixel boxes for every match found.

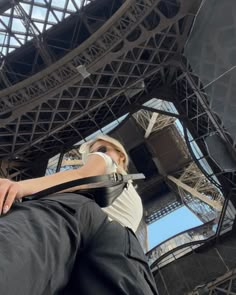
[167,175,223,211]
[14,3,52,66]
[180,61,236,161]
[0,0,197,124]
[145,112,158,138]
[0,0,19,14]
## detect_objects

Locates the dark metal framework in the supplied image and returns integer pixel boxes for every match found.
[0,0,236,270]
[0,0,200,179]
[188,268,236,295]
[145,58,236,270]
[0,0,121,87]
[0,0,92,57]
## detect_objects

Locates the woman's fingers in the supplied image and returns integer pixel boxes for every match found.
[2,185,17,214]
[0,181,10,214]
[0,179,18,214]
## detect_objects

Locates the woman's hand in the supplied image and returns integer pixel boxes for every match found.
[0,178,24,214]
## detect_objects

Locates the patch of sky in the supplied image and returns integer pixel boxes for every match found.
[0,33,7,44]
[48,12,58,24]
[51,0,66,9]
[148,206,203,250]
[21,3,31,14]
[34,0,47,4]
[1,16,10,27]
[54,10,64,22]
[67,0,78,11]
[32,6,47,22]
[11,18,26,33]
[143,98,179,115]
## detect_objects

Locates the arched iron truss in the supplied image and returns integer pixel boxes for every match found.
[0,0,236,271]
[0,0,200,179]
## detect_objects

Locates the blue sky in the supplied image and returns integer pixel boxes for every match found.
[148,206,203,250]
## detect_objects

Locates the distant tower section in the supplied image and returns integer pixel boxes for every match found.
[136,217,149,253]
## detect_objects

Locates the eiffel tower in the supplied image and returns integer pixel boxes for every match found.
[0,1,236,294]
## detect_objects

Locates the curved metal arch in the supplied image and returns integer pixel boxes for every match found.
[0,0,197,125]
[0,0,151,118]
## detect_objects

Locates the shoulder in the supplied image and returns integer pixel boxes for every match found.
[78,152,117,177]
[89,152,115,166]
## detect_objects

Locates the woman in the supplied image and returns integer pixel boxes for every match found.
[0,135,158,295]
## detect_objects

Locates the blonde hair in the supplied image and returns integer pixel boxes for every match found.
[79,134,129,171]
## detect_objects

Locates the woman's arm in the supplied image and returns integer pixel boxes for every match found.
[0,154,107,214]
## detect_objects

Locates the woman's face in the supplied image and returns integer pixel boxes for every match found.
[90,140,125,168]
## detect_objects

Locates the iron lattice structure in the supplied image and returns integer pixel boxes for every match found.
[132,107,222,224]
[189,268,236,295]
[0,0,236,274]
[0,0,95,58]
[0,0,200,179]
